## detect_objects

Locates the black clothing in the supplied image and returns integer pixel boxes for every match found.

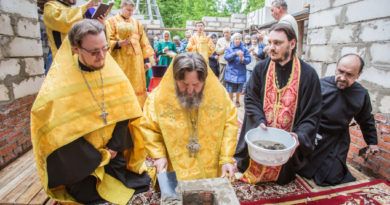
[234,57,322,185]
[298,76,378,186]
[47,119,151,204]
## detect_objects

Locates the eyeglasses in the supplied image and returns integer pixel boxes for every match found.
[80,45,110,56]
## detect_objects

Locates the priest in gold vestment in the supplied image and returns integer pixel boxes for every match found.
[105,0,154,107]
[42,0,103,57]
[140,52,238,181]
[31,20,150,204]
[186,21,215,64]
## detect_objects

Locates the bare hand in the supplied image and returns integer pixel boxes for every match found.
[119,39,131,47]
[107,148,117,159]
[215,55,219,60]
[163,46,169,52]
[220,163,235,181]
[144,62,151,71]
[153,158,168,173]
[258,123,268,131]
[87,0,101,8]
[289,132,300,158]
[236,51,244,56]
[96,14,106,25]
[368,145,380,154]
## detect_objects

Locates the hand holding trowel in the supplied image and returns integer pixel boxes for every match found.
[154,158,180,202]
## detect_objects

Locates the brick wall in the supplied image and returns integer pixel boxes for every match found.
[348,114,390,180]
[0,95,36,169]
[0,0,44,169]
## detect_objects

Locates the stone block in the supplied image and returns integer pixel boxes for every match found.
[234,23,246,29]
[0,84,9,101]
[7,37,42,57]
[308,45,335,62]
[232,14,247,19]
[186,21,195,27]
[132,14,144,20]
[207,22,220,27]
[217,17,230,22]
[309,62,323,77]
[231,18,242,23]
[379,96,390,113]
[370,43,390,65]
[345,0,390,23]
[325,63,337,76]
[333,0,360,7]
[139,19,151,26]
[309,0,331,13]
[360,66,390,88]
[0,0,38,19]
[147,24,160,28]
[16,18,40,38]
[0,14,13,36]
[360,19,390,42]
[12,76,45,99]
[221,23,233,28]
[341,46,366,57]
[25,58,44,76]
[202,16,216,22]
[0,59,20,80]
[329,25,357,44]
[308,7,342,28]
[307,28,327,45]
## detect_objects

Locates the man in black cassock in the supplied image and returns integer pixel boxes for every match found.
[298,54,379,186]
[234,23,322,185]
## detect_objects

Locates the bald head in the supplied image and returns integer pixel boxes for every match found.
[335,54,364,89]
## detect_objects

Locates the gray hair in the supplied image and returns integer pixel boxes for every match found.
[121,0,135,7]
[244,34,251,39]
[223,27,231,33]
[272,0,287,10]
[68,19,105,47]
[173,35,180,41]
[232,32,242,40]
[173,52,208,82]
[163,30,171,38]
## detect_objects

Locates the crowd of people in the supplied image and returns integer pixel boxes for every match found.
[32,0,380,204]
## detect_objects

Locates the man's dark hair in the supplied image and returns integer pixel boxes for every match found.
[337,53,365,73]
[173,52,208,82]
[68,19,105,47]
[269,23,297,56]
[272,0,288,10]
[195,21,205,26]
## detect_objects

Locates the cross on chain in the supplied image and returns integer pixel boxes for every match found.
[100,108,109,125]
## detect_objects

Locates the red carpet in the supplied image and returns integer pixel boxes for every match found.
[241,179,390,205]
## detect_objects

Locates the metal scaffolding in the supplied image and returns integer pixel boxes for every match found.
[135,0,165,28]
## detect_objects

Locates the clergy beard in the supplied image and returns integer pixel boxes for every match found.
[270,47,291,64]
[335,78,349,89]
[175,84,204,110]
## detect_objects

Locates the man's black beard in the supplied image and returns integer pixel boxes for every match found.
[175,84,204,110]
[270,49,290,63]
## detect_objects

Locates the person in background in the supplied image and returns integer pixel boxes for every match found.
[298,54,379,186]
[215,27,232,84]
[140,52,238,181]
[242,35,260,94]
[244,35,251,50]
[234,23,321,185]
[186,21,215,64]
[157,31,177,66]
[208,33,220,77]
[271,0,299,40]
[256,29,268,60]
[173,35,181,53]
[41,0,104,57]
[180,30,192,53]
[224,33,251,107]
[105,0,154,107]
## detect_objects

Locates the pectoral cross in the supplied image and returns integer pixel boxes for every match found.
[100,108,109,124]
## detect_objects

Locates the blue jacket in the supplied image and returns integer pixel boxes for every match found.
[224,42,251,83]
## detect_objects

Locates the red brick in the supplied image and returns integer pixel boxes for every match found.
[0,128,13,138]
[378,140,390,152]
[0,140,6,147]
[14,146,23,155]
[349,144,360,154]
[347,151,354,159]
[350,135,358,144]
[4,100,19,110]
[18,95,36,106]
[378,167,390,179]
[4,152,16,162]
[0,143,16,156]
[353,155,365,164]
[349,128,363,138]
[356,138,367,147]
[17,137,29,146]
[374,114,388,123]
[14,120,29,130]
[365,160,378,171]
[382,133,390,143]
[378,123,390,134]
[6,131,23,143]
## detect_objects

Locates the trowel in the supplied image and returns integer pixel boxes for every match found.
[157,170,180,199]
